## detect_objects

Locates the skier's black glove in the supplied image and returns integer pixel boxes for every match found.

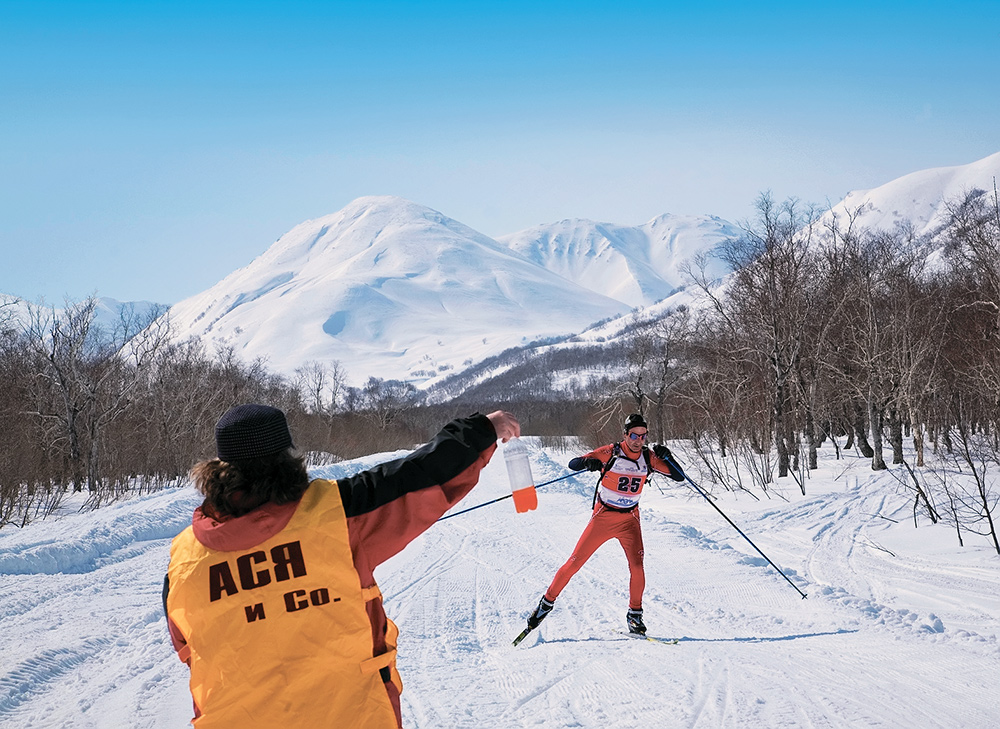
[569,456,604,471]
[653,444,672,461]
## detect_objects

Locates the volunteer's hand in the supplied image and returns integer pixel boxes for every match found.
[486,411,520,443]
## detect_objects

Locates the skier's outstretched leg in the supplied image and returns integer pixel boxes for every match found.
[544,511,612,600]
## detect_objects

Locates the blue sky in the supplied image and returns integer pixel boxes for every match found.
[2,1,998,305]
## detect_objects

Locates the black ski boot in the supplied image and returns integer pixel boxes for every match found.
[527,596,555,628]
[513,596,556,646]
[626,608,646,635]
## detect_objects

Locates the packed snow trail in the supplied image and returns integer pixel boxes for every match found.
[0,440,998,728]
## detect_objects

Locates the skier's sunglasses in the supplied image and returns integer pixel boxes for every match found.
[627,431,648,441]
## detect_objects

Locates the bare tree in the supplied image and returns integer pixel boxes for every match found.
[716,193,820,480]
[944,415,1000,555]
[20,297,169,494]
[295,359,346,417]
[603,308,692,441]
[22,298,98,490]
[359,377,419,430]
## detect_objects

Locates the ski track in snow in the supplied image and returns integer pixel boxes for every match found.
[1,442,998,728]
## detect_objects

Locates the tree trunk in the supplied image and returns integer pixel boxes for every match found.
[87,426,101,494]
[67,408,84,493]
[854,402,874,458]
[774,370,791,478]
[977,480,1000,555]
[868,399,887,471]
[911,410,925,467]
[806,411,818,471]
[776,429,790,478]
[889,410,904,465]
[844,420,855,451]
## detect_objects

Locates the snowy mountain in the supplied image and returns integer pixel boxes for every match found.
[1,439,998,727]
[165,197,636,385]
[13,154,998,395]
[498,214,740,308]
[92,298,165,337]
[823,151,1000,237]
[164,198,741,388]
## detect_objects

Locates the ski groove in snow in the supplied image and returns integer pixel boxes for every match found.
[0,639,112,715]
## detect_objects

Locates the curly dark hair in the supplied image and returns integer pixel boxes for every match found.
[191,449,310,520]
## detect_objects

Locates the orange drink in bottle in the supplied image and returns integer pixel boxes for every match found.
[503,438,537,513]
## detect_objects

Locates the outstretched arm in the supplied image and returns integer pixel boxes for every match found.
[342,412,518,570]
[487,410,520,442]
[567,444,614,472]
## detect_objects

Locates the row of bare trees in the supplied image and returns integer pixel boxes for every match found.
[0,289,611,530]
[610,187,1000,553]
[0,297,465,528]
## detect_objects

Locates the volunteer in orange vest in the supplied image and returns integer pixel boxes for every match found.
[164,403,519,728]
[520,413,683,635]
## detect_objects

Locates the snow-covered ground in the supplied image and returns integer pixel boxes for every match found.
[1,439,998,728]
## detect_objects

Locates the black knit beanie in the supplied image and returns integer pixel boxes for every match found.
[215,404,294,462]
[623,413,647,431]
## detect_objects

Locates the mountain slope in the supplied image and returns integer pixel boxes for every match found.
[824,151,1000,237]
[165,196,631,384]
[431,153,1000,401]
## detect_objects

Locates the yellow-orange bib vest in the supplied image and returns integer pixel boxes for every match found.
[166,479,401,728]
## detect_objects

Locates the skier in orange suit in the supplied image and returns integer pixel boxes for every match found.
[522,413,684,635]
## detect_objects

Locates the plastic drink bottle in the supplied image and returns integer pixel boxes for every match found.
[503,438,538,513]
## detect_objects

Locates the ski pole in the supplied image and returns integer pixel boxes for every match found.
[662,452,808,599]
[437,471,582,522]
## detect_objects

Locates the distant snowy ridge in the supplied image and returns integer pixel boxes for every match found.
[8,152,1000,393]
[0,295,163,338]
[499,213,740,308]
[429,152,1000,400]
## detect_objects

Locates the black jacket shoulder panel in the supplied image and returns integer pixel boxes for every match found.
[337,413,496,518]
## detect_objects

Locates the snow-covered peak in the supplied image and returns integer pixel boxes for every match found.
[214,196,512,298]
[265,195,510,263]
[824,151,1000,237]
[166,197,632,385]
